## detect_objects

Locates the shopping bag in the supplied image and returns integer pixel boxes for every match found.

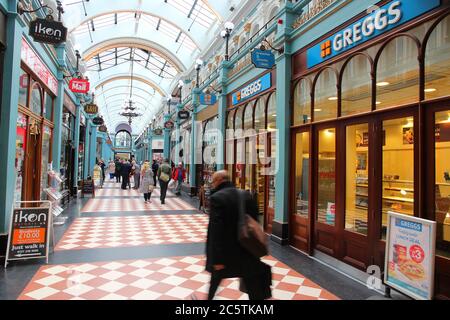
[168,180,176,189]
[148,185,155,193]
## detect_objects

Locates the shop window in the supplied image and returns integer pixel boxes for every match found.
[317,128,336,226]
[203,117,218,187]
[345,123,369,235]
[376,36,420,109]
[381,117,415,239]
[15,113,28,203]
[30,83,42,115]
[294,132,310,218]
[434,110,450,259]
[267,93,277,210]
[314,68,338,122]
[18,70,29,107]
[255,96,267,217]
[226,110,235,175]
[235,108,244,187]
[244,103,254,132]
[244,103,256,191]
[44,92,53,121]
[425,15,450,100]
[255,97,266,132]
[293,79,311,126]
[267,93,277,132]
[341,55,372,117]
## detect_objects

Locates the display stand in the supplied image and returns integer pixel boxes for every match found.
[46,170,67,226]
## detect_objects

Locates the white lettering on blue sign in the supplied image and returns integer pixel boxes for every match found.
[395,218,422,232]
[232,73,271,106]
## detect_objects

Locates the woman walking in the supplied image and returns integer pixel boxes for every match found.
[140,160,154,203]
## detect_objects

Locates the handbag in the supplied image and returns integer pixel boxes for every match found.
[148,185,155,193]
[237,190,268,258]
[160,172,170,182]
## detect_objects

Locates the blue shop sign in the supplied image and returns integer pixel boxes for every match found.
[251,49,275,69]
[232,73,272,106]
[306,0,440,69]
[199,93,217,105]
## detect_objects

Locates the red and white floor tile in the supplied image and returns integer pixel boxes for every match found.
[81,198,197,213]
[55,215,209,251]
[18,255,339,300]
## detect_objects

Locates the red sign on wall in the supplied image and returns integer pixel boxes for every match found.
[69,78,90,94]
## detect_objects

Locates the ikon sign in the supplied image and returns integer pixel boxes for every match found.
[29,18,67,45]
[69,78,90,94]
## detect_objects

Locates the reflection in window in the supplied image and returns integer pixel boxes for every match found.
[294,132,310,217]
[381,117,415,239]
[376,36,419,109]
[115,131,132,148]
[44,92,53,121]
[235,108,244,188]
[18,70,28,107]
[244,103,255,191]
[267,93,277,210]
[342,55,372,116]
[314,69,337,121]
[434,110,450,259]
[425,15,450,100]
[345,123,369,235]
[30,84,42,115]
[293,79,311,125]
[40,126,51,199]
[317,128,336,226]
[226,111,235,175]
[255,97,266,132]
[203,117,218,187]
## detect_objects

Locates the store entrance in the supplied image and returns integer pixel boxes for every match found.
[24,119,41,202]
[311,109,418,270]
[424,103,450,299]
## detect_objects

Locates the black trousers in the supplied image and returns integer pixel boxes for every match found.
[121,174,129,189]
[115,172,121,182]
[159,179,169,203]
[208,272,268,300]
[152,171,157,186]
[143,192,152,201]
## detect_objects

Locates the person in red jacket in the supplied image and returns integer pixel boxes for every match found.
[172,162,186,196]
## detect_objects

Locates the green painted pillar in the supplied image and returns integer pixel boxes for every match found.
[0,9,21,234]
[84,120,91,179]
[163,114,171,160]
[90,124,97,173]
[175,105,182,165]
[271,2,294,245]
[189,88,200,189]
[148,133,153,161]
[72,99,81,191]
[216,61,231,170]
[51,43,66,173]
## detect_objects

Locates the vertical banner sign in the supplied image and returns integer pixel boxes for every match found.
[5,204,52,266]
[384,212,436,300]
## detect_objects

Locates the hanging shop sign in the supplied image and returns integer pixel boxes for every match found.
[4,204,52,267]
[178,110,190,120]
[306,0,441,69]
[84,103,98,115]
[92,117,104,126]
[29,17,67,45]
[384,212,437,300]
[98,125,107,132]
[21,38,58,94]
[251,49,275,69]
[69,78,90,94]
[164,120,175,129]
[154,128,163,136]
[199,93,217,106]
[232,72,272,106]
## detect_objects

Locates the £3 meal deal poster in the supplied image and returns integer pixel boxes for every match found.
[7,207,51,261]
[385,212,436,300]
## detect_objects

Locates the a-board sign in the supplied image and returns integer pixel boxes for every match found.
[384,211,437,300]
[5,205,52,266]
[81,179,95,198]
[29,18,67,45]
[84,103,98,115]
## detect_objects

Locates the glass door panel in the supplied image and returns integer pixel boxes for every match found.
[381,117,415,239]
[294,132,310,217]
[317,128,336,226]
[434,110,450,259]
[345,123,369,235]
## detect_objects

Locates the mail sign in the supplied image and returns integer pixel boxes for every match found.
[69,78,90,94]
[306,0,440,69]
[232,72,271,106]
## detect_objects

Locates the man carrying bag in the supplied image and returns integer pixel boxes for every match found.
[205,170,272,300]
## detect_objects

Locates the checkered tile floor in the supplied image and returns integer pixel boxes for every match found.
[95,188,158,197]
[55,215,209,251]
[81,198,196,213]
[18,255,339,300]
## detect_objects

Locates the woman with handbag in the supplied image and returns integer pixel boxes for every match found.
[140,161,154,203]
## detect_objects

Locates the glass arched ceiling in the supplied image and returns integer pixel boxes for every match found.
[61,0,245,134]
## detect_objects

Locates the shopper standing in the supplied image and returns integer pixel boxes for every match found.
[152,159,159,187]
[157,158,171,204]
[120,160,131,190]
[132,160,141,189]
[115,158,122,183]
[172,162,186,196]
[205,170,272,300]
[140,160,154,203]
[108,160,115,181]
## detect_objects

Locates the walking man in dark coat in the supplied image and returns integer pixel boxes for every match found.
[120,160,132,190]
[205,170,271,300]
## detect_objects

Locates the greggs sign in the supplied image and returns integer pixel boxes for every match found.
[306,0,440,69]
[232,72,271,106]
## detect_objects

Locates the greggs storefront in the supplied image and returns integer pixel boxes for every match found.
[289,0,450,299]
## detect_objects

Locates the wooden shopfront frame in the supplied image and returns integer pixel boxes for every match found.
[289,1,450,299]
[226,69,277,232]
